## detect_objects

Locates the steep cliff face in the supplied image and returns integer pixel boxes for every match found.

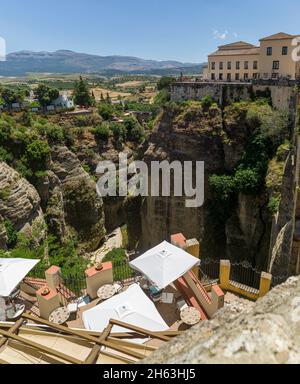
[140,103,224,250]
[139,102,271,265]
[0,161,45,248]
[47,146,106,252]
[145,275,300,364]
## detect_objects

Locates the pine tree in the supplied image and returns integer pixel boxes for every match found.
[73,76,93,107]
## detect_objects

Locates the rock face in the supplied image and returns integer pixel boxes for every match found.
[139,103,269,265]
[145,276,300,364]
[140,104,224,250]
[0,162,45,248]
[48,146,106,251]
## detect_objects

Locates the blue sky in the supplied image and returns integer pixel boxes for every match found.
[0,0,300,62]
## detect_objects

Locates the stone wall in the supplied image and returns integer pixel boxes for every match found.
[170,81,296,111]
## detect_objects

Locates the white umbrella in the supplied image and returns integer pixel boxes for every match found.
[129,241,200,290]
[82,284,168,333]
[0,258,40,297]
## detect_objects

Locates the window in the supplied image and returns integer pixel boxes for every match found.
[211,73,215,81]
[227,62,232,70]
[267,47,273,56]
[236,61,240,70]
[273,61,280,70]
[211,62,216,70]
[244,61,249,70]
[282,46,288,56]
[253,61,258,70]
[244,73,249,81]
[272,73,279,79]
[253,73,259,80]
[235,73,240,81]
[227,73,231,81]
[219,62,223,70]
[219,73,223,81]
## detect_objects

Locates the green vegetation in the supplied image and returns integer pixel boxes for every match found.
[209,100,289,217]
[35,84,59,107]
[157,76,176,91]
[103,248,133,281]
[4,219,18,249]
[98,102,114,120]
[92,122,111,141]
[73,76,95,107]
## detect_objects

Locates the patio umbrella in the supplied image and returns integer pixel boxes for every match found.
[0,258,40,297]
[82,284,168,333]
[129,241,200,290]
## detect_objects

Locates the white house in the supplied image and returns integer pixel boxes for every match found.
[53,93,74,109]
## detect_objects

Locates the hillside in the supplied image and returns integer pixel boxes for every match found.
[0,50,204,76]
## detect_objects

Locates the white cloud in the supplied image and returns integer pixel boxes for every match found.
[213,30,228,40]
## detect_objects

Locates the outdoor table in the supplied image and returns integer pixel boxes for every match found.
[180,307,201,326]
[49,307,70,325]
[97,284,116,301]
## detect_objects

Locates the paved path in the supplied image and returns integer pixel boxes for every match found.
[90,228,123,265]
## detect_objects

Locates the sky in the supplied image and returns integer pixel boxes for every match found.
[0,0,300,63]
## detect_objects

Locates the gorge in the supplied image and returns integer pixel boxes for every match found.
[0,81,299,282]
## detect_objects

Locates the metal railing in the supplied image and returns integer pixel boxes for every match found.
[200,258,263,290]
[28,260,141,302]
[230,262,261,290]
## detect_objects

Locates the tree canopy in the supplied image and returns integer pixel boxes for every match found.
[35,84,59,107]
[73,76,94,107]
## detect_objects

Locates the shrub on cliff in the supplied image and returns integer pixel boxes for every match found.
[92,122,111,141]
[123,116,145,143]
[201,96,214,110]
[235,168,261,194]
[209,174,236,202]
[110,122,126,142]
[98,102,114,121]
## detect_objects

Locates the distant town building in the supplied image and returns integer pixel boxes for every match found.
[205,32,300,82]
[53,93,74,109]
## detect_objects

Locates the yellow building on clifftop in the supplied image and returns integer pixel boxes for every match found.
[206,32,300,81]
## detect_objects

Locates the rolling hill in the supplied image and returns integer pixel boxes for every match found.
[0,50,204,76]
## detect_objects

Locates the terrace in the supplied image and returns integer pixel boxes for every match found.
[0,232,273,364]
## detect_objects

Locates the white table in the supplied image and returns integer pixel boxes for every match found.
[49,307,70,325]
[97,284,116,301]
[180,307,201,326]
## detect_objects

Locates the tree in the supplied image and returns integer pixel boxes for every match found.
[73,76,93,107]
[98,102,114,121]
[35,84,59,107]
[1,87,26,106]
[123,116,145,143]
[157,76,176,91]
[25,139,50,173]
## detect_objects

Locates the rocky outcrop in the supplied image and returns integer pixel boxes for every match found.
[139,103,262,257]
[0,162,45,248]
[145,276,300,364]
[48,146,106,251]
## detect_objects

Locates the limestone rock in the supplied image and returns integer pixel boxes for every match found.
[144,276,300,364]
[49,146,106,251]
[0,162,45,248]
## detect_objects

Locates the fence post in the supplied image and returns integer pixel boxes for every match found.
[45,266,63,290]
[36,286,60,320]
[259,272,272,298]
[85,262,113,300]
[220,260,231,290]
[186,238,201,277]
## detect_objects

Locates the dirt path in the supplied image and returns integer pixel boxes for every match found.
[89,228,123,265]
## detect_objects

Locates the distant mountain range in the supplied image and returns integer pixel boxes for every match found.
[0,50,204,76]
